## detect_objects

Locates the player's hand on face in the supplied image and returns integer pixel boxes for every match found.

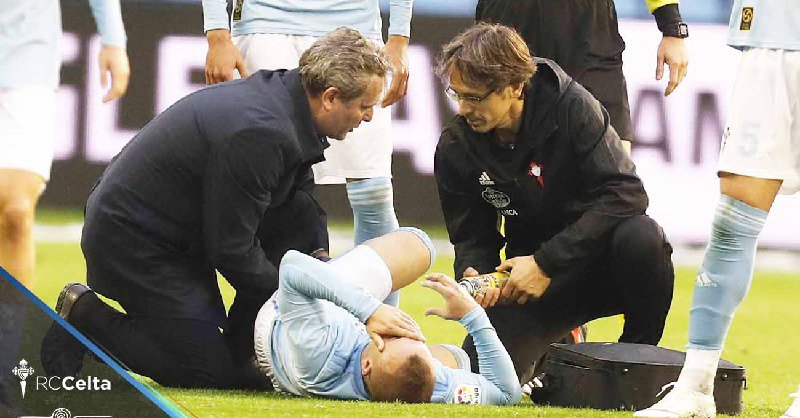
[496,255,551,305]
[656,36,688,96]
[422,273,479,321]
[205,29,250,85]
[381,35,409,107]
[97,45,130,103]
[366,304,425,351]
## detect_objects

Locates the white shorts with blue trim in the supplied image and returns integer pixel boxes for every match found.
[718,47,800,194]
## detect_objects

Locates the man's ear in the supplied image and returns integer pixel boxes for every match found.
[320,86,340,111]
[361,357,372,377]
[509,82,525,100]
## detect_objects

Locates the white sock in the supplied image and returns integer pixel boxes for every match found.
[677,348,722,395]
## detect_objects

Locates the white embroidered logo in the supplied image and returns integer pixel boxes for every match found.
[478,172,495,186]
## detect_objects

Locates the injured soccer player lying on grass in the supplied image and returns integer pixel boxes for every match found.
[254,227,522,405]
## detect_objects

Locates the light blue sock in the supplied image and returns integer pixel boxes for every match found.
[688,194,768,350]
[346,177,400,306]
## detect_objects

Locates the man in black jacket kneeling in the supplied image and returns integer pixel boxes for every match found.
[434,23,675,383]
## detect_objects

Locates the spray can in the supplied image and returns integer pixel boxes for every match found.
[458,271,510,298]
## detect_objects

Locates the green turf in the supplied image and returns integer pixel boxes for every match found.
[32,242,800,417]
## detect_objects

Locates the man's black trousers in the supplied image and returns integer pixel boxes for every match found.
[463,215,675,382]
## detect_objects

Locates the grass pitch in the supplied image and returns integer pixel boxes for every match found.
[33,237,800,417]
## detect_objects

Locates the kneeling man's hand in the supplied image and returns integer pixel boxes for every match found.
[497,255,551,305]
[422,273,480,320]
[366,305,425,351]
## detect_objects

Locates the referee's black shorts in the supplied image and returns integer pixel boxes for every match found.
[476,0,634,142]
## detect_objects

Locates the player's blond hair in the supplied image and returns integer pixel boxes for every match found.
[299,27,391,101]
[437,23,537,91]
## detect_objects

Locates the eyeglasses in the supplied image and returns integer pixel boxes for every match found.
[445,86,494,103]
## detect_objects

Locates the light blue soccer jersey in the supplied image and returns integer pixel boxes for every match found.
[0,0,126,88]
[267,250,522,405]
[201,0,411,41]
[728,0,800,51]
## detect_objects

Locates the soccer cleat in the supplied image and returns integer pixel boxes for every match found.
[781,387,800,418]
[40,283,93,377]
[633,382,715,418]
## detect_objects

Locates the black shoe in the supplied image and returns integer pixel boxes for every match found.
[40,283,93,377]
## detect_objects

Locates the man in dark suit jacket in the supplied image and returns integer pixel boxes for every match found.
[41,28,391,389]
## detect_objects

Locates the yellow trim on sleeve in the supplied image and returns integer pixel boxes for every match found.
[645,0,679,13]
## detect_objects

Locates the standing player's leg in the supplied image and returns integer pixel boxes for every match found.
[0,86,55,289]
[636,47,800,418]
[0,170,45,289]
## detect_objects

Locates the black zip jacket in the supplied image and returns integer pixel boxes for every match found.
[85,69,328,311]
[434,59,648,280]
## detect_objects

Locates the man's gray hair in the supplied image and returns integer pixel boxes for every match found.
[299,27,391,101]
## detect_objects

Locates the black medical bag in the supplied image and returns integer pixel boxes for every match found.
[529,342,746,415]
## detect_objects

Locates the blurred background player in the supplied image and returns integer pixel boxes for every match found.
[255,227,522,405]
[0,0,128,413]
[201,0,410,307]
[636,1,800,417]
[0,0,129,290]
[434,24,675,383]
[475,0,689,152]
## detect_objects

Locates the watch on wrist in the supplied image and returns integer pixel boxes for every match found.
[663,22,689,38]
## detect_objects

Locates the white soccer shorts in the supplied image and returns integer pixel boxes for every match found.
[233,33,393,184]
[718,47,800,194]
[0,86,57,181]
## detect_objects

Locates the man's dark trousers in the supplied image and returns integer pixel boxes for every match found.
[463,215,674,382]
[73,190,327,389]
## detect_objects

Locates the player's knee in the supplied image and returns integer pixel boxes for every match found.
[611,215,666,263]
[0,198,36,242]
[396,227,436,269]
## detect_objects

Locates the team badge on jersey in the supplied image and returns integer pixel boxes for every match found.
[740,7,754,31]
[528,162,544,187]
[454,384,481,404]
[481,187,510,208]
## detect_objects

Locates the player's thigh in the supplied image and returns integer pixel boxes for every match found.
[718,47,799,208]
[233,33,311,73]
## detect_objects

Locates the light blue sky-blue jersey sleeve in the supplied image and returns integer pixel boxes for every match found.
[388,0,412,37]
[87,0,126,47]
[442,307,522,405]
[202,0,230,32]
[277,250,382,324]
[272,250,380,392]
